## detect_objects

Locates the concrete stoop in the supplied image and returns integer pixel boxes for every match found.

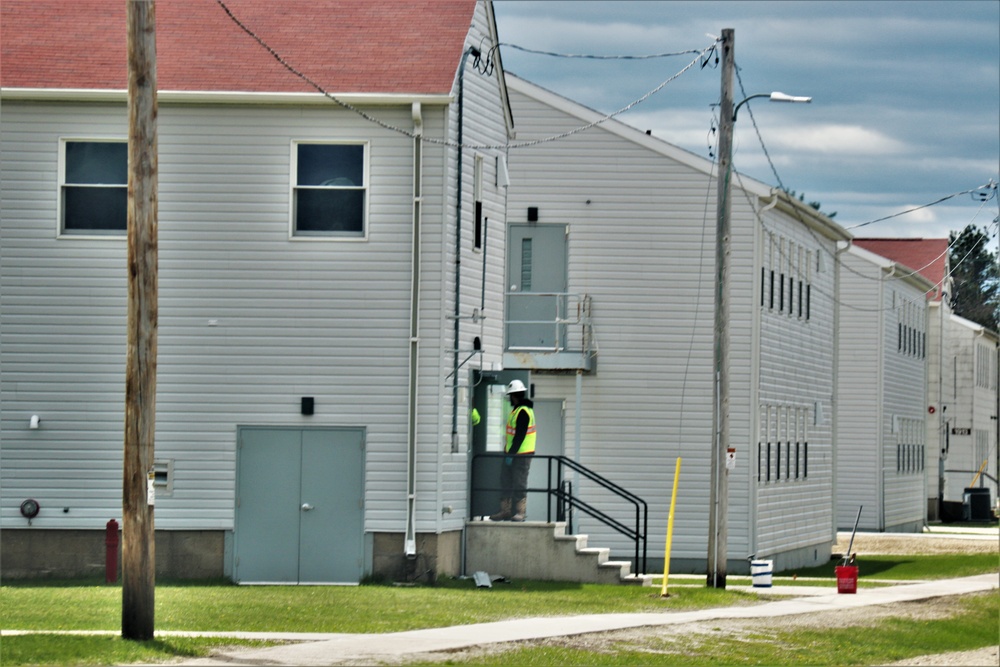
[465,520,652,586]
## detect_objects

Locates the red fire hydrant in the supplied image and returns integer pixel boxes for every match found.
[105,519,119,583]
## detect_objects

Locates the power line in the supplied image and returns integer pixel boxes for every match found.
[497,42,709,60]
[214,0,716,152]
[846,182,997,231]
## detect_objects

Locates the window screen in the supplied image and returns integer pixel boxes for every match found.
[293,143,366,237]
[62,141,128,234]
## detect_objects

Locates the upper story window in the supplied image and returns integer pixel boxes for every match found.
[291,142,367,238]
[473,154,484,251]
[60,140,127,236]
[760,231,811,320]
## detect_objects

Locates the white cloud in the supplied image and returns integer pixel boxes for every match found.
[760,125,908,155]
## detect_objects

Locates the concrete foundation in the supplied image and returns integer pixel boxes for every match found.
[370,530,462,584]
[0,529,224,580]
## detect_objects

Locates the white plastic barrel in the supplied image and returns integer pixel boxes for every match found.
[750,559,773,587]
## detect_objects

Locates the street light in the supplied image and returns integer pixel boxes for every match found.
[733,92,812,122]
[706,28,812,589]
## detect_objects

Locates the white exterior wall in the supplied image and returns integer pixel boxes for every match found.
[942,315,998,507]
[752,205,838,558]
[505,76,843,569]
[0,0,511,543]
[925,301,947,515]
[0,100,427,531]
[836,245,929,531]
[835,248,884,529]
[429,3,511,534]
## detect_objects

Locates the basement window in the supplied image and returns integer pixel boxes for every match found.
[152,460,174,497]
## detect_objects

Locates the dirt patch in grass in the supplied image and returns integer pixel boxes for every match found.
[404,596,998,666]
[835,532,999,556]
[398,532,999,666]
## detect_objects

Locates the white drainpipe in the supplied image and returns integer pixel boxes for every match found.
[404,102,423,558]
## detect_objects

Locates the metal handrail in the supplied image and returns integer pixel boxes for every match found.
[505,292,592,353]
[473,453,648,575]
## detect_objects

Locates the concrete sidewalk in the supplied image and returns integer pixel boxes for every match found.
[158,573,997,666]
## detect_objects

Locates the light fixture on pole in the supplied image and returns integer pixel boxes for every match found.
[707,28,812,589]
[733,92,812,122]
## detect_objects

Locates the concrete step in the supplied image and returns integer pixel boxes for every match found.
[465,521,650,586]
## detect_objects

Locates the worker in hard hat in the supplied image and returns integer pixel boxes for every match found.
[490,379,536,521]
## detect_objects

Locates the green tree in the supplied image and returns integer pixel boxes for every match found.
[783,189,837,219]
[949,224,999,331]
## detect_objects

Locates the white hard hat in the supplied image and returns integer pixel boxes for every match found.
[505,379,527,395]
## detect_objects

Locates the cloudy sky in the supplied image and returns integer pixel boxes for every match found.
[492,1,999,241]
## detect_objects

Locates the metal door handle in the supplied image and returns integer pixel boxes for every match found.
[301,503,314,511]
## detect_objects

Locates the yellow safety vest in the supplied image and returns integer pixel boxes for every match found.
[505,406,536,454]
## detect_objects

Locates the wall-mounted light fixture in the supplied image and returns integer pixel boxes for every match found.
[29,415,40,429]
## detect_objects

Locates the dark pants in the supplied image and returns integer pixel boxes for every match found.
[500,455,532,504]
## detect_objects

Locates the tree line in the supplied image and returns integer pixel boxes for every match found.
[950,224,999,332]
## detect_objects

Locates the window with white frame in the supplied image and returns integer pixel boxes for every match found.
[292,142,367,237]
[758,403,809,483]
[60,140,128,235]
[760,232,811,320]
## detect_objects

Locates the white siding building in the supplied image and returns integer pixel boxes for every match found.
[941,315,998,514]
[852,238,997,522]
[501,75,850,574]
[0,0,513,582]
[835,244,933,532]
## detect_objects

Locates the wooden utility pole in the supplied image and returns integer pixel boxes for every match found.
[123,0,158,641]
[706,27,734,590]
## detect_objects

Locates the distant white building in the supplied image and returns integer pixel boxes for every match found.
[835,243,934,532]
[854,238,998,521]
[940,314,998,513]
[500,74,851,574]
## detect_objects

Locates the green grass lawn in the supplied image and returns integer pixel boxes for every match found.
[2,578,758,634]
[0,552,996,666]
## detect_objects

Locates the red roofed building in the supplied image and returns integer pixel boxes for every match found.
[853,238,951,302]
[2,0,477,96]
[1,0,516,583]
[850,237,997,521]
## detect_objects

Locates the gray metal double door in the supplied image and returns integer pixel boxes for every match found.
[235,427,364,584]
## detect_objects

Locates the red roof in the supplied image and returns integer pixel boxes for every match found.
[1,0,476,95]
[853,238,950,300]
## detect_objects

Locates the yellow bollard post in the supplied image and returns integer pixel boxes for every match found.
[660,457,682,597]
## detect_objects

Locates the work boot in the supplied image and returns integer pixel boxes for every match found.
[511,498,527,522]
[489,498,511,521]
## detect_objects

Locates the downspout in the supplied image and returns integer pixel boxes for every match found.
[452,48,476,451]
[404,102,423,558]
